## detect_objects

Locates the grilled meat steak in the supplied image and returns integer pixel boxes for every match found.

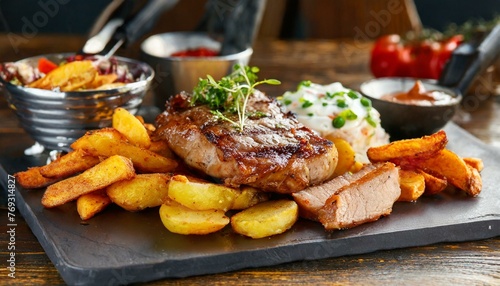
[154,91,338,193]
[293,162,400,230]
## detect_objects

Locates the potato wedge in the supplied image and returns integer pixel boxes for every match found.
[148,140,175,159]
[76,190,111,220]
[29,60,97,91]
[106,173,171,211]
[326,136,355,177]
[39,149,100,178]
[71,128,177,173]
[463,157,484,172]
[112,107,151,149]
[159,198,229,235]
[230,199,299,239]
[349,161,364,173]
[231,186,269,210]
[15,167,60,189]
[94,82,125,90]
[88,74,117,89]
[168,175,237,211]
[398,169,425,202]
[419,170,448,195]
[408,149,481,196]
[367,130,447,163]
[41,155,135,208]
[466,165,483,197]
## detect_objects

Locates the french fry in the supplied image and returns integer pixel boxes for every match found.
[112,108,151,149]
[367,130,447,163]
[419,170,448,195]
[398,169,425,202]
[76,190,111,220]
[41,155,135,208]
[71,128,177,173]
[159,198,230,235]
[230,199,299,239]
[106,173,171,212]
[168,175,238,212]
[463,157,484,172]
[15,167,60,189]
[39,149,100,178]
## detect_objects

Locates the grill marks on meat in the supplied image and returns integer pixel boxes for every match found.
[293,162,401,230]
[154,91,338,193]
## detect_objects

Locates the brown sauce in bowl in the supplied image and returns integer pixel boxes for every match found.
[381,80,456,106]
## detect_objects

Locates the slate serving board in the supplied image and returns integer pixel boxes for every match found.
[1,123,499,285]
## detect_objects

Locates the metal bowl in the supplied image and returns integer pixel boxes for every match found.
[1,53,154,151]
[140,32,253,109]
[360,77,462,140]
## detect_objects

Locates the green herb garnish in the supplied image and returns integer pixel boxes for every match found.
[347,91,359,99]
[302,100,314,108]
[340,109,358,120]
[366,115,377,127]
[298,80,312,89]
[192,65,280,131]
[336,99,347,108]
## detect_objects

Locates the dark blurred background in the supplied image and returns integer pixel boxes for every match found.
[1,0,500,39]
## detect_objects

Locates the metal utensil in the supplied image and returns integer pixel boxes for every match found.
[81,0,179,57]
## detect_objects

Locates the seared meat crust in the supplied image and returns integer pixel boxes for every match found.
[154,91,338,193]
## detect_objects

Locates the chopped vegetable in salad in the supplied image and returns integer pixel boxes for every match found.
[0,55,145,91]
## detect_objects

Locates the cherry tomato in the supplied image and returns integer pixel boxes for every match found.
[409,40,441,79]
[38,57,58,74]
[395,44,413,77]
[435,35,464,77]
[370,34,462,80]
[370,34,402,77]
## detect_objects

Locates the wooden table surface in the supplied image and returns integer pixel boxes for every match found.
[0,35,499,285]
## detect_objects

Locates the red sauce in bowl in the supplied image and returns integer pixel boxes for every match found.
[170,47,219,57]
[381,80,457,106]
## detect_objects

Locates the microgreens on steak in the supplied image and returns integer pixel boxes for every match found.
[192,65,280,131]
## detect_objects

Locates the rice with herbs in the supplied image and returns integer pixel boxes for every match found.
[278,81,389,163]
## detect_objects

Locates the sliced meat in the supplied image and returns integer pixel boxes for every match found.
[292,163,378,220]
[154,91,338,193]
[318,162,400,230]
